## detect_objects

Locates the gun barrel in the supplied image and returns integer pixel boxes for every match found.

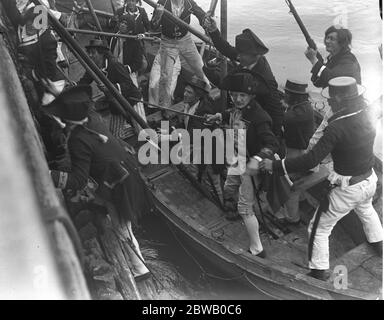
[208,0,219,16]
[286,0,317,50]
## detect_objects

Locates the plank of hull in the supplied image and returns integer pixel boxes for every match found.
[143,164,381,300]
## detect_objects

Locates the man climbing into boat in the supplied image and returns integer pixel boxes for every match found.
[159,75,224,203]
[150,0,211,111]
[279,79,315,225]
[3,0,70,106]
[44,85,153,282]
[203,18,285,157]
[206,71,279,257]
[78,38,146,132]
[260,77,383,280]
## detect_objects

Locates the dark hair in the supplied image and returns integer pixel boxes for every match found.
[185,84,206,99]
[86,46,110,58]
[285,91,309,106]
[324,26,352,50]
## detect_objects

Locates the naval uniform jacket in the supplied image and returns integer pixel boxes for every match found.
[204,29,285,138]
[310,48,361,88]
[283,101,315,150]
[273,105,376,177]
[222,99,279,159]
[78,57,142,108]
[150,0,206,39]
[51,111,150,224]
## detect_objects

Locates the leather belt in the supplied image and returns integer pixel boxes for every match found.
[349,169,372,186]
[163,33,186,41]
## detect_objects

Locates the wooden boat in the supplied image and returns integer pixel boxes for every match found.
[66,9,383,300]
[134,146,382,300]
[5,1,379,300]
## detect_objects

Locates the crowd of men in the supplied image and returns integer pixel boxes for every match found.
[2,0,382,282]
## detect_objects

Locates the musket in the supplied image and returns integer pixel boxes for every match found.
[110,0,117,16]
[285,0,323,61]
[207,0,219,17]
[85,0,103,33]
[129,97,206,120]
[66,28,159,41]
[142,0,212,45]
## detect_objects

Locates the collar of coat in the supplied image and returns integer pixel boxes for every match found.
[328,103,365,124]
[228,99,269,126]
[326,48,352,66]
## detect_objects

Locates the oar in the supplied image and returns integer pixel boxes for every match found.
[72,1,114,18]
[66,28,159,41]
[84,0,103,33]
[142,0,213,45]
[129,97,206,120]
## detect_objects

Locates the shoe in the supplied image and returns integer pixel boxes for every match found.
[369,241,383,257]
[307,269,330,281]
[247,249,267,258]
[134,271,151,282]
[225,213,242,221]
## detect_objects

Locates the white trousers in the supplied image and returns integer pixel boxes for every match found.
[308,171,383,270]
[156,32,210,108]
[148,50,181,106]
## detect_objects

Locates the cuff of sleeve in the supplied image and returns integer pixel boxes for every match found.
[311,60,324,76]
[209,29,221,40]
[252,155,263,162]
[281,159,289,176]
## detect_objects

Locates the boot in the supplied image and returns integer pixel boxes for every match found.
[369,240,383,257]
[307,269,330,281]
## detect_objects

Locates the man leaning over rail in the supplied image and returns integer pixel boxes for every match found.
[44,85,152,282]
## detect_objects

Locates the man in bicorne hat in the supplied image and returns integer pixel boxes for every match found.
[44,85,152,282]
[206,71,279,257]
[261,77,383,280]
[203,19,285,155]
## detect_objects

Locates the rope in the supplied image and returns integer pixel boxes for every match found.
[164,219,245,281]
[243,273,282,300]
[165,219,281,299]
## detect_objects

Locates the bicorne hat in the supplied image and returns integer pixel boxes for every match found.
[43,85,93,121]
[321,77,365,100]
[185,75,210,93]
[221,70,270,95]
[235,29,269,56]
[85,38,110,51]
[284,79,309,95]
